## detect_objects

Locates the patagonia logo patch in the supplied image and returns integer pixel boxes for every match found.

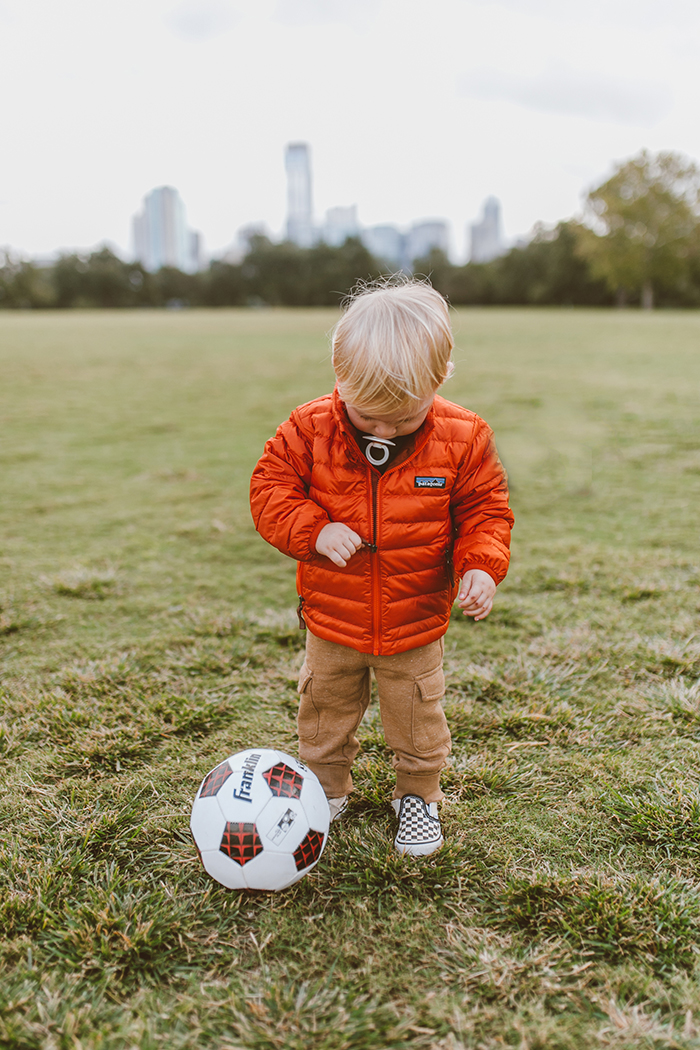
[414,476,446,489]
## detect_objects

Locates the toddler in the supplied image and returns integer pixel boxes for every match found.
[250,279,513,855]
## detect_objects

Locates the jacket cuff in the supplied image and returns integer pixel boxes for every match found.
[307,519,330,558]
[456,561,501,585]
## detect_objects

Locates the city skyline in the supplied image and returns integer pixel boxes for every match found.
[131,153,502,270]
[2,1,699,261]
[22,147,505,268]
[280,142,502,266]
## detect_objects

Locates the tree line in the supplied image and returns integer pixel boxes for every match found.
[3,150,700,310]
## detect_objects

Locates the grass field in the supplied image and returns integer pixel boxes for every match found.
[2,306,700,1049]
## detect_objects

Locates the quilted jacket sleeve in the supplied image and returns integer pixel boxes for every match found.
[250,411,330,562]
[450,418,514,584]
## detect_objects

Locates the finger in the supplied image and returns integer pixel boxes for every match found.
[329,549,348,567]
[461,595,489,615]
[471,599,494,621]
[458,589,484,609]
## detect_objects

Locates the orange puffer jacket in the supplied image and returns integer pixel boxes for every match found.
[250,389,514,656]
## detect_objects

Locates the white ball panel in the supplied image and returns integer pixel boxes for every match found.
[255,796,310,854]
[200,848,248,890]
[299,779,331,835]
[190,797,227,852]
[225,748,283,772]
[272,869,307,891]
[242,850,300,892]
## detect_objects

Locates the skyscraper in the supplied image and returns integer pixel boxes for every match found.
[323,205,359,247]
[405,221,450,266]
[285,142,315,247]
[132,186,202,272]
[469,197,504,263]
[361,225,405,268]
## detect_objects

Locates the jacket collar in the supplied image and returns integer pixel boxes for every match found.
[331,386,436,460]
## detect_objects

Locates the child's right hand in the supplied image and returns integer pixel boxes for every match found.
[315,522,364,567]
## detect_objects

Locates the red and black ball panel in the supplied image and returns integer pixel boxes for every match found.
[199,760,233,798]
[220,822,264,866]
[263,762,304,800]
[293,829,325,871]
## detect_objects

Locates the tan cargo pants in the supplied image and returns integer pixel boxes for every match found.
[297,631,451,803]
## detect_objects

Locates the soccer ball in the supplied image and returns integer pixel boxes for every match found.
[190,748,331,891]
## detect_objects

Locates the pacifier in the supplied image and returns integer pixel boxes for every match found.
[362,435,395,466]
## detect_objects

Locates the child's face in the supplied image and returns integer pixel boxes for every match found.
[345,395,435,440]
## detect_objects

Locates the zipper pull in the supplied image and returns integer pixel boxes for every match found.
[297,596,306,630]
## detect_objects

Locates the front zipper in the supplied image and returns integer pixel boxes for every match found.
[369,469,382,654]
[347,421,439,654]
[445,546,456,588]
[369,470,379,552]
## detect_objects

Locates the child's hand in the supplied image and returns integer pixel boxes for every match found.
[316,522,364,567]
[456,569,496,620]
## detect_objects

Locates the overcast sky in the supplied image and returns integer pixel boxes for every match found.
[1,0,699,262]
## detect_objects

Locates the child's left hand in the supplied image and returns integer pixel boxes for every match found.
[456,569,496,620]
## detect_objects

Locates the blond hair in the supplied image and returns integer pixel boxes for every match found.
[331,277,454,415]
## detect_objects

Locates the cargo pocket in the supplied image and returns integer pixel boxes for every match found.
[297,669,320,742]
[411,666,449,756]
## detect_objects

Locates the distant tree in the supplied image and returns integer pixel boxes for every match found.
[575,150,700,308]
[415,227,611,307]
[53,253,89,307]
[0,251,55,308]
[492,223,611,306]
[412,249,456,299]
[410,249,497,305]
[52,248,150,308]
[202,261,246,306]
[152,266,202,308]
[241,236,310,305]
[84,247,144,308]
[305,238,383,305]
[678,224,700,307]
[241,235,382,306]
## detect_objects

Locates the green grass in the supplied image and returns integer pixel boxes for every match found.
[2,306,700,1048]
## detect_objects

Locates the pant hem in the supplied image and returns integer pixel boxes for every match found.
[393,771,444,804]
[304,762,354,799]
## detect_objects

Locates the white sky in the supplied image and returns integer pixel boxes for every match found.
[1,0,699,262]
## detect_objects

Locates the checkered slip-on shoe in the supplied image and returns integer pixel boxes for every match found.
[328,796,348,822]
[392,794,443,856]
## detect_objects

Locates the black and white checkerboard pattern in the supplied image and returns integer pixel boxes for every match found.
[394,794,443,854]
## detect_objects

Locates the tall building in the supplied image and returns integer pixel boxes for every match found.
[361,225,405,268]
[362,221,450,271]
[405,221,450,266]
[469,197,504,263]
[323,205,359,247]
[285,142,316,247]
[132,186,202,272]
[189,230,204,273]
[221,223,269,264]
